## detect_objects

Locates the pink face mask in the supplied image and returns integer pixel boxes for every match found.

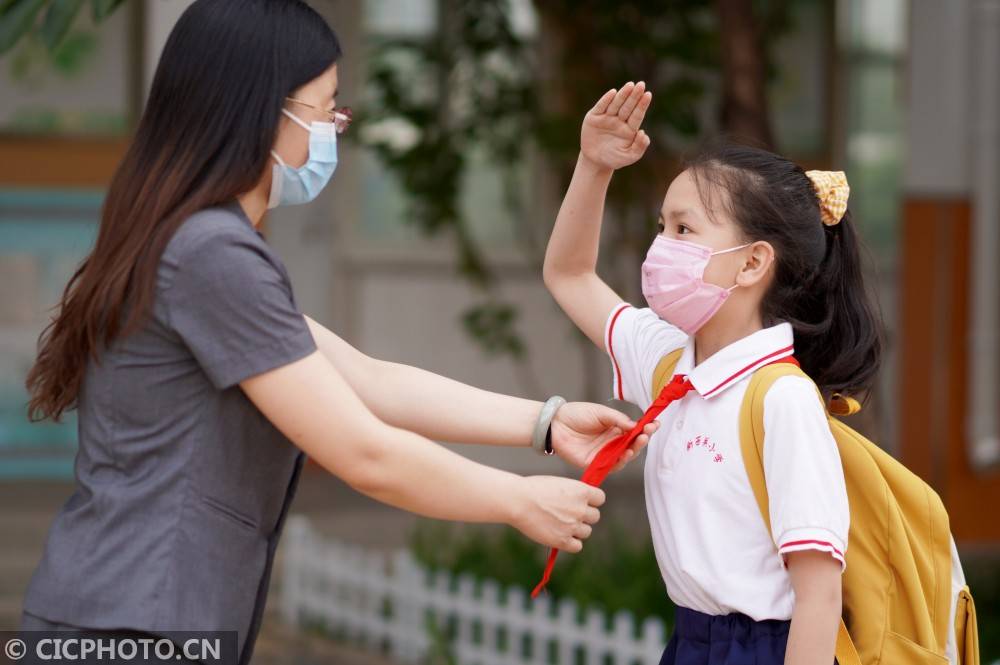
[641,236,751,335]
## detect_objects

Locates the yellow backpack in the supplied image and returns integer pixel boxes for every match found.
[652,351,980,665]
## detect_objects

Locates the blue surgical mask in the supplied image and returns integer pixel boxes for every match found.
[268,108,338,209]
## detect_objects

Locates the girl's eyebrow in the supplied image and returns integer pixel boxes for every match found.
[664,209,693,222]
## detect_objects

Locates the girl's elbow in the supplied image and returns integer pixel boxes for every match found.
[542,261,585,293]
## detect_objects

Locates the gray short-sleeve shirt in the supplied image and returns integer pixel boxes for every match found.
[23,202,318,664]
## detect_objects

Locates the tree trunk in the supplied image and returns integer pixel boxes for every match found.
[715,0,775,148]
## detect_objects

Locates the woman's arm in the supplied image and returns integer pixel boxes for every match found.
[783,550,843,665]
[303,315,658,468]
[543,82,652,350]
[240,349,605,552]
[304,315,549,446]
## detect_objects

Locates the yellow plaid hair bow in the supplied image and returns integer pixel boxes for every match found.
[805,170,850,226]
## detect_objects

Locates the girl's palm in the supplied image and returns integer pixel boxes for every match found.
[581,81,652,171]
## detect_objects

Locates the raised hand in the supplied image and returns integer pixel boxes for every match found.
[580,81,652,171]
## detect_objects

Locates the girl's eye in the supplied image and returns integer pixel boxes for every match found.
[656,222,665,234]
[677,224,691,235]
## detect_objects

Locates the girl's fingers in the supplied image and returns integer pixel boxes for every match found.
[583,506,601,524]
[591,88,617,115]
[605,82,634,116]
[617,81,645,120]
[627,91,653,131]
[629,130,650,155]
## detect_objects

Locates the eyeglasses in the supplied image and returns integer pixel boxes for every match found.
[285,96,353,134]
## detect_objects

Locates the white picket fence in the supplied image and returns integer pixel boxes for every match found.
[280,515,668,665]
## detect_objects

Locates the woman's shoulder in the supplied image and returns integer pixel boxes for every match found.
[157,202,287,300]
[165,202,263,261]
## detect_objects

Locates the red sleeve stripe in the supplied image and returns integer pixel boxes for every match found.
[779,539,844,558]
[701,344,795,397]
[606,304,630,401]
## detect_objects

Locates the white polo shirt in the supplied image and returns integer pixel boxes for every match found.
[605,303,850,621]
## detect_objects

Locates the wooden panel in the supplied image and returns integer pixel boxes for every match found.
[899,196,1000,544]
[0,137,129,187]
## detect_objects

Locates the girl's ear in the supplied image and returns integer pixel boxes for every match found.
[736,240,775,288]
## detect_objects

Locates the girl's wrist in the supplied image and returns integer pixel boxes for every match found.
[577,152,614,179]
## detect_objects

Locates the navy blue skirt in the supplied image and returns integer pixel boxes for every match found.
[659,606,792,665]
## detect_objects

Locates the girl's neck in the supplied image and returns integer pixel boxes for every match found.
[693,313,765,366]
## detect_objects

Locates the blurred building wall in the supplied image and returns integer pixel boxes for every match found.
[899,0,1000,546]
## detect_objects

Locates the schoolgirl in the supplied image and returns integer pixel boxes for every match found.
[543,82,883,665]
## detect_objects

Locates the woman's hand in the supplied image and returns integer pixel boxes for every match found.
[510,476,605,552]
[551,402,660,472]
[580,81,652,172]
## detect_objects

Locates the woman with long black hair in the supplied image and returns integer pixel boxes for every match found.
[17,2,657,662]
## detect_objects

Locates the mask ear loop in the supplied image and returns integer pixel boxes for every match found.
[711,242,754,292]
[710,241,753,257]
[270,108,331,168]
[282,108,313,132]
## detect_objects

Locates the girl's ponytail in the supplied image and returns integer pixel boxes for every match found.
[791,209,884,399]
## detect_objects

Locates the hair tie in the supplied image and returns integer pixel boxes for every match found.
[805,170,850,226]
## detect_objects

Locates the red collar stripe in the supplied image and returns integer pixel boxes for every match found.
[701,344,795,397]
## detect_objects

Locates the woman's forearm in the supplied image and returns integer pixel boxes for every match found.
[303,315,540,445]
[373,359,542,446]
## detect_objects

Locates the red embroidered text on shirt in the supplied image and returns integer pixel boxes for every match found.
[685,435,724,462]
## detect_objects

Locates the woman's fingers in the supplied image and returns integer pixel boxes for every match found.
[617,80,646,120]
[627,91,653,131]
[574,522,593,540]
[587,485,606,507]
[611,419,660,471]
[517,477,602,551]
[605,82,634,116]
[591,88,617,115]
[611,448,634,473]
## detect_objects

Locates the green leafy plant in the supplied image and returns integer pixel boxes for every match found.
[0,0,123,55]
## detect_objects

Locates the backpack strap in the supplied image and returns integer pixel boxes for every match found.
[739,364,863,665]
[955,585,980,665]
[650,349,685,399]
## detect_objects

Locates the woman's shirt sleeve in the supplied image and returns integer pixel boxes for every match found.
[762,375,850,572]
[603,303,689,410]
[165,224,318,390]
